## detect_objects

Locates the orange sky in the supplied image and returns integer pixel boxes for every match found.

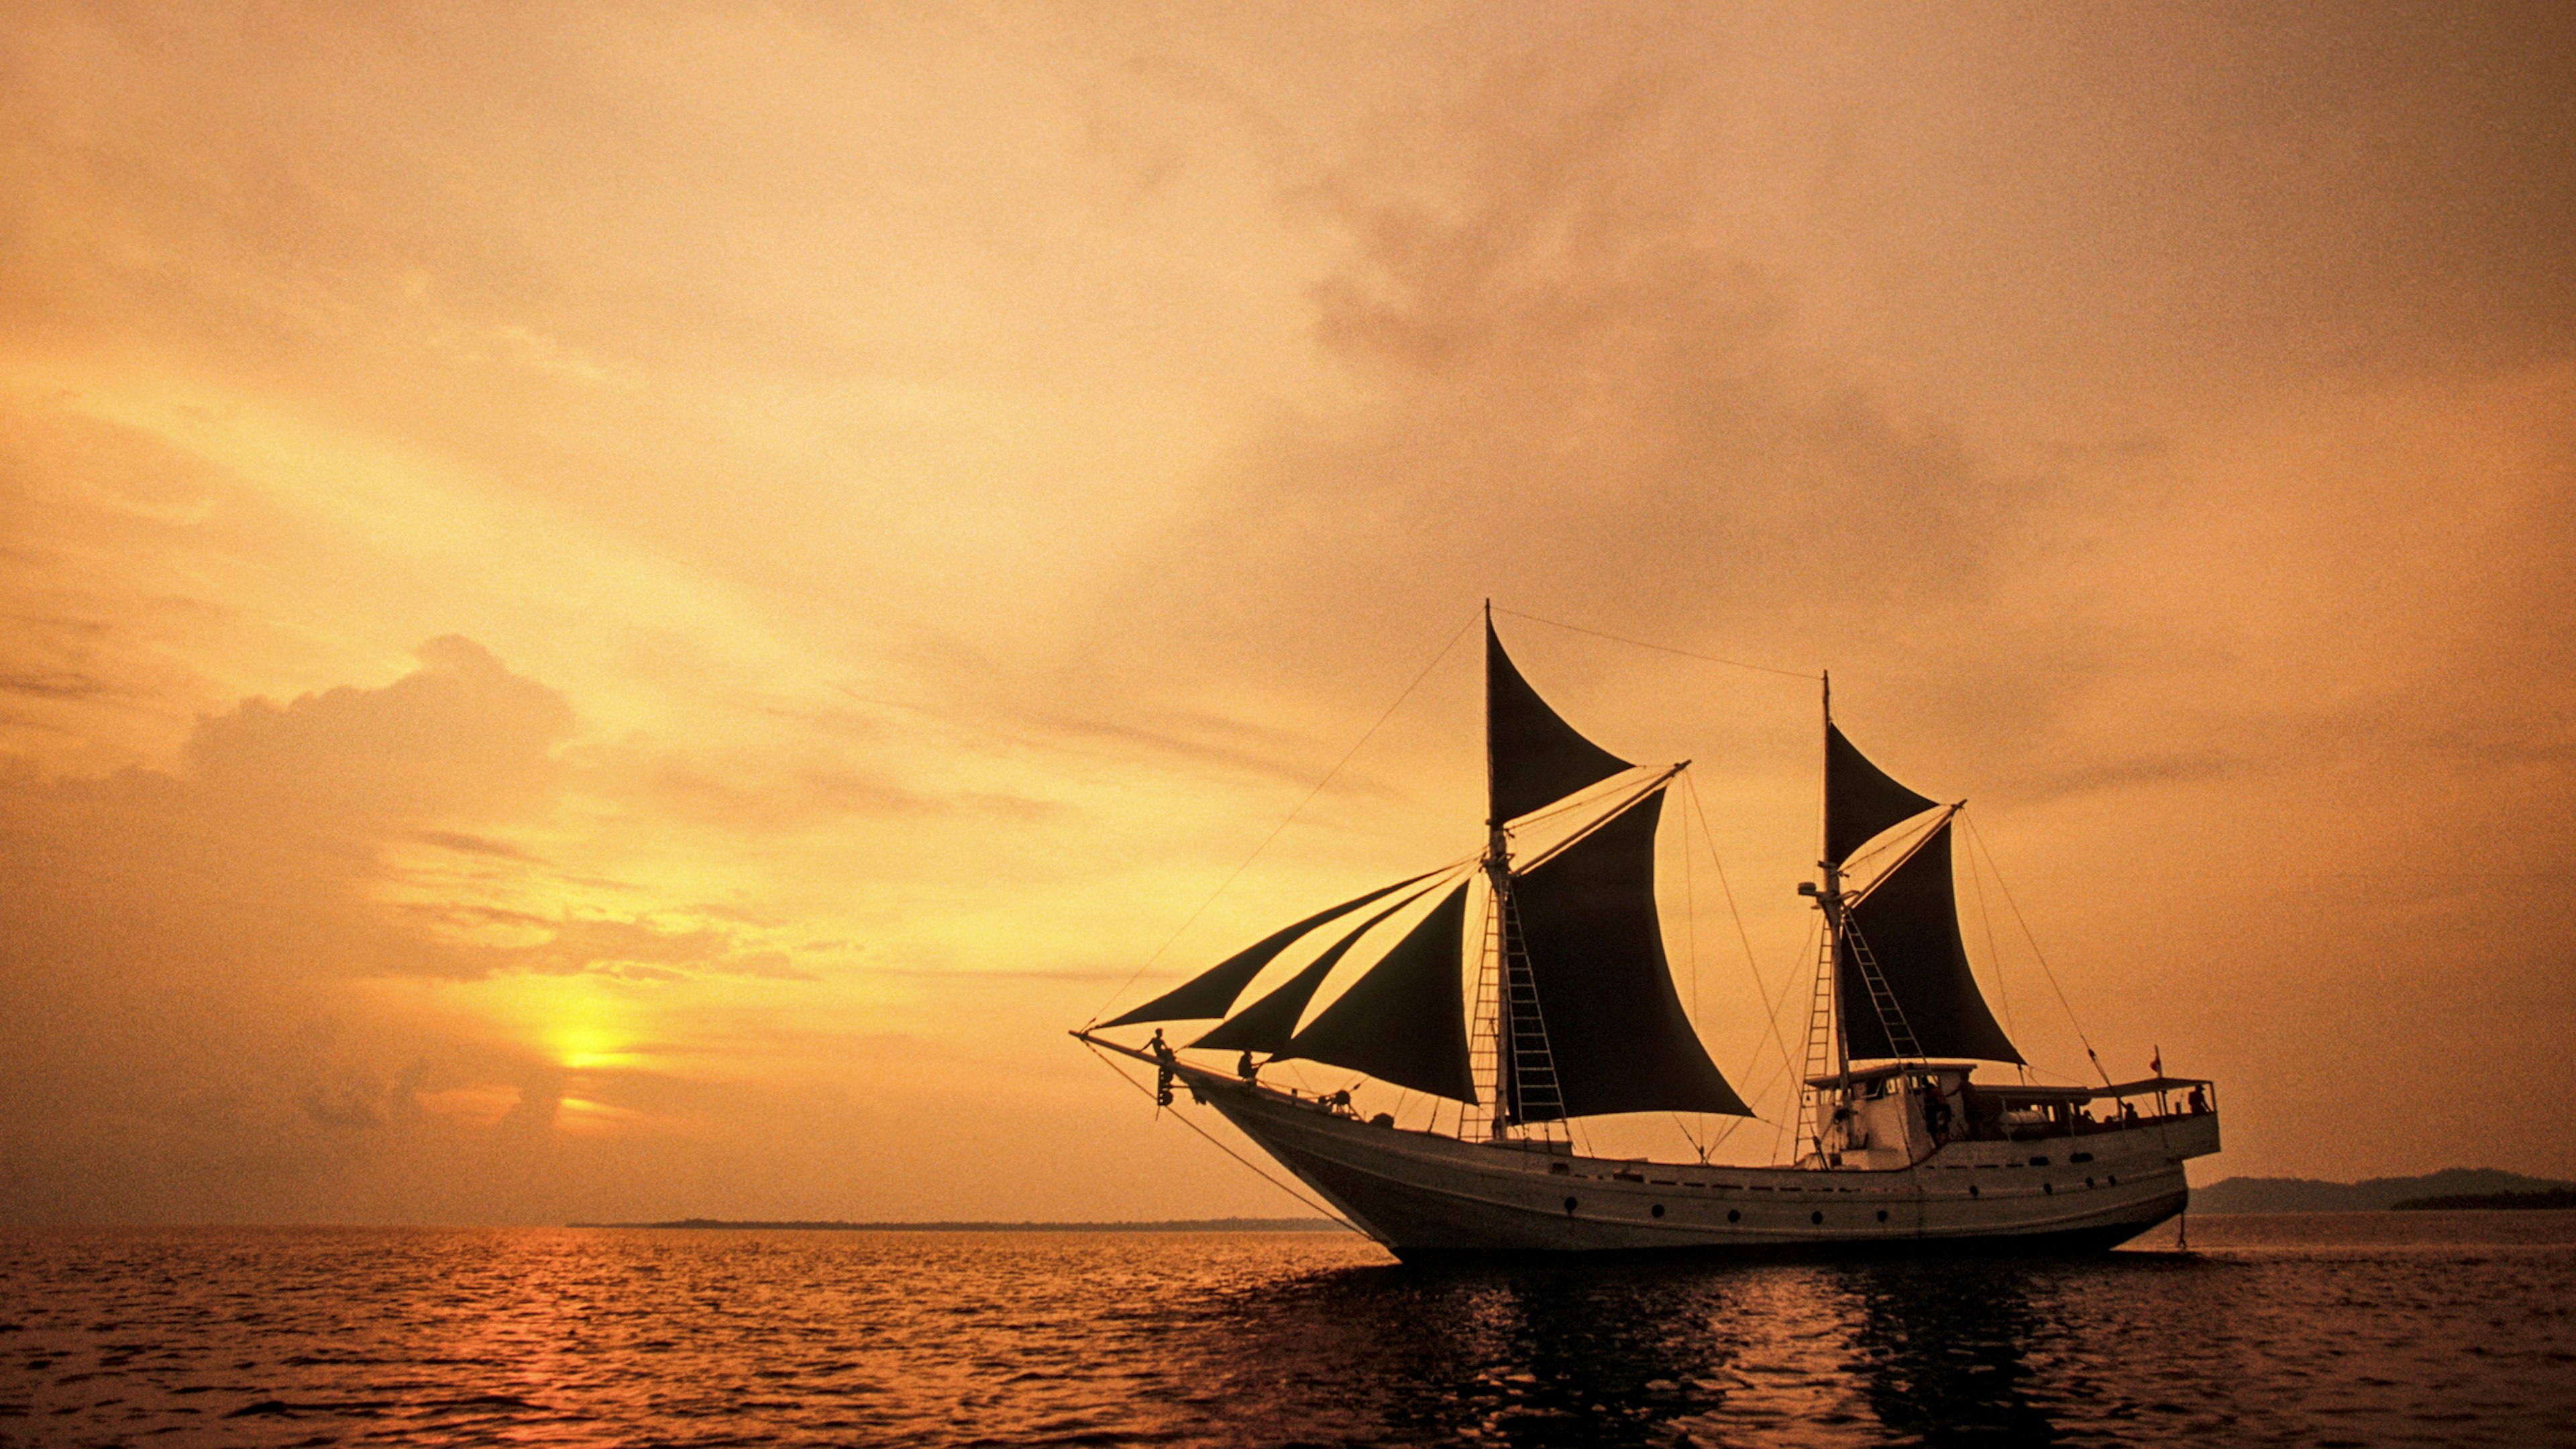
[3,2,2571,1224]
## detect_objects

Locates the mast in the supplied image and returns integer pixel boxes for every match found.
[1795,670,1847,1165]
[1481,600,1511,1138]
[1825,672,1845,1094]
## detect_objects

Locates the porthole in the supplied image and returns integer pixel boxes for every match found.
[1810,1210,1824,1225]
[2108,1174,2118,1186]
[1876,1209,1888,1223]
[1969,1184,1980,1197]
[2043,1182,2054,1195]
[1650,1203,1665,1218]
[1727,1209,1741,1223]
[1564,1196,1579,1214]
[2086,1177,2096,1189]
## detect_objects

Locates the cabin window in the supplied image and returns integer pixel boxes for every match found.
[1564,1197,1579,1214]
[1876,1209,1889,1223]
[2029,1156,2051,1167]
[2070,1151,2094,1163]
[2043,1182,2054,1195]
[1727,1210,1741,1223]
[1650,1204,1665,1218]
[1550,1162,1569,1175]
[1969,1185,1980,1197]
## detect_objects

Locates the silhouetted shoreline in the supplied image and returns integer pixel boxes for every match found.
[2193,1168,2575,1214]
[566,1217,1353,1232]
[2390,1189,2576,1212]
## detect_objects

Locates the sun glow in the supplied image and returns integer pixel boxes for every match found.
[549,1022,638,1073]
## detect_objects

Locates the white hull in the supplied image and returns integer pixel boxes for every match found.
[1177,1063,2218,1259]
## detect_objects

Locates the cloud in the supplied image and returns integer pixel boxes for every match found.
[0,638,834,1219]
[184,635,573,833]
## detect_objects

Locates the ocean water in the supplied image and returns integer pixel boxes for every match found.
[4,1213,2573,1447]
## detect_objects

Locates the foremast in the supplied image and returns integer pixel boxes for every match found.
[1097,605,1750,1142]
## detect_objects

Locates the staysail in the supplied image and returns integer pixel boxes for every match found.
[1192,881,1445,1053]
[1837,818,2024,1063]
[1501,787,1751,1122]
[1099,869,1442,1028]
[1280,881,1477,1102]
[1489,618,1633,824]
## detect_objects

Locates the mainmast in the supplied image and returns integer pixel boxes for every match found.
[1480,600,1513,1138]
[1796,672,1846,1163]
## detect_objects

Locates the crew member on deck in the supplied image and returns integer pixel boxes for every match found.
[1237,1051,1258,1081]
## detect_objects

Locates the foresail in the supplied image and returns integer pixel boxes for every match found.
[1488,619,1634,824]
[1190,881,1443,1054]
[1837,819,2023,1063]
[1503,788,1751,1121]
[1280,881,1477,1102]
[1825,722,1938,866]
[1099,869,1441,1028]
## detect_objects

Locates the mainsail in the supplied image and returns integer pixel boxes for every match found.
[1835,812,2023,1065]
[1501,788,1752,1122]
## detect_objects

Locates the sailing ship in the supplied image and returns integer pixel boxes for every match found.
[1075,610,2218,1258]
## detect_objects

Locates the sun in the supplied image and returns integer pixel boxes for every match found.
[547,1020,636,1073]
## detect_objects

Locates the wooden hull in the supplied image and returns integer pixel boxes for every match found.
[1187,1066,2218,1260]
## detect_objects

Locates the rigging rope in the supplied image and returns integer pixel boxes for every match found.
[1960,810,2114,1088]
[1491,606,1819,681]
[1078,1038,1360,1232]
[1682,771,1800,1095]
[1087,610,1481,1025]
[1960,823,2023,1079]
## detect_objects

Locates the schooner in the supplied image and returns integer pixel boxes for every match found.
[1075,610,2218,1257]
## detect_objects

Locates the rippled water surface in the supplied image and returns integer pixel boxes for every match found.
[5,1213,2573,1446]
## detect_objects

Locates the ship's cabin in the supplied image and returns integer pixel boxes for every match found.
[1807,1061,2218,1167]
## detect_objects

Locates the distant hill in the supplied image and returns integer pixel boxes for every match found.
[2194,1169,2576,1214]
[2391,1188,2576,1212]
[567,1217,1352,1233]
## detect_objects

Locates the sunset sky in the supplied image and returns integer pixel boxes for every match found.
[4,3,2571,1224]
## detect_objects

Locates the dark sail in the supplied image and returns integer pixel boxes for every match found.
[1281,881,1477,1102]
[1503,788,1750,1120]
[1837,820,2023,1063]
[1191,883,1440,1054]
[1101,869,1440,1028]
[1489,619,1633,824]
[1825,722,1937,866]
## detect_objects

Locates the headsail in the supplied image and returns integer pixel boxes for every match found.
[1488,617,1634,824]
[1502,787,1751,1122]
[1825,722,1937,865]
[1837,818,2023,1063]
[1099,869,1442,1028]
[1281,881,1477,1102]
[1191,881,1444,1053]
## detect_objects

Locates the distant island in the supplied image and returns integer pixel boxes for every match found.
[566,1217,1352,1233]
[2193,1168,2576,1214]
[2390,1188,2576,1212]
